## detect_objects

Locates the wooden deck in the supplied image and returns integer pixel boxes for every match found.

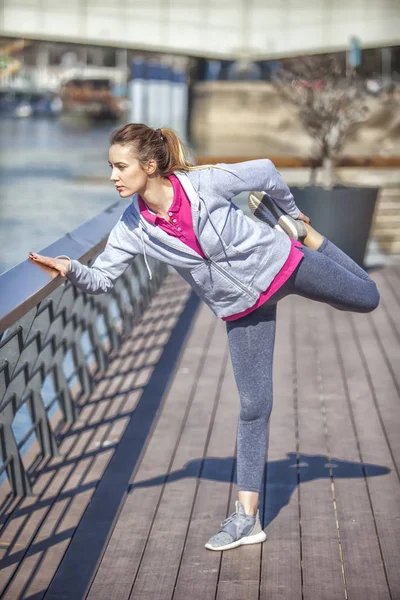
[0,266,400,600]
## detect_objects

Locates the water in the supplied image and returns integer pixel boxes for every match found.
[0,118,123,275]
[0,117,124,487]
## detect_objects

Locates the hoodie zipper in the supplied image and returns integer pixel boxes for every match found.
[140,219,256,300]
[210,259,258,300]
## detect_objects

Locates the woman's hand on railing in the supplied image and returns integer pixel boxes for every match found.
[28,253,71,278]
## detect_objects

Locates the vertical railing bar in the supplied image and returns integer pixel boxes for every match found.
[1,421,33,496]
[29,390,61,458]
[53,364,78,422]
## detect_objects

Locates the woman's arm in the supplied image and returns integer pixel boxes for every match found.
[30,220,137,295]
[211,159,301,218]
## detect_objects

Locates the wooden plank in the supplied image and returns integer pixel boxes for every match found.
[215,363,260,600]
[195,156,400,168]
[375,216,400,225]
[330,308,394,598]
[42,280,198,600]
[373,265,400,332]
[338,157,400,167]
[128,317,228,599]
[374,241,400,253]
[217,581,259,600]
[376,267,400,344]
[311,300,391,600]
[260,296,302,600]
[292,297,345,600]
[345,315,400,596]
[361,270,400,470]
[379,188,400,197]
[84,302,216,600]
[173,341,239,600]
[195,156,321,168]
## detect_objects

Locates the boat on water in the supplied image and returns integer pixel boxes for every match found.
[59,77,127,121]
[0,89,62,118]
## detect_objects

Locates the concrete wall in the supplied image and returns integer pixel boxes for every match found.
[1,0,399,59]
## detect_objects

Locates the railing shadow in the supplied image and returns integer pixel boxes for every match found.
[30,287,202,599]
[0,282,201,598]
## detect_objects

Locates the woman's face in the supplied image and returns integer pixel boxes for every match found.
[108,144,150,197]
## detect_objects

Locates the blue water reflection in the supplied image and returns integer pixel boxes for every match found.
[0,118,120,275]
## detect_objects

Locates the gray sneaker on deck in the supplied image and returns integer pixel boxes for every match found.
[205,500,267,551]
[248,191,307,241]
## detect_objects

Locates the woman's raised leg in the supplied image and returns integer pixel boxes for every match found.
[283,230,380,313]
[302,222,379,282]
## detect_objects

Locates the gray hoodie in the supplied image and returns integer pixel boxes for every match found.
[63,159,301,319]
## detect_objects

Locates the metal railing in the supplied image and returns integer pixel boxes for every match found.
[0,199,168,496]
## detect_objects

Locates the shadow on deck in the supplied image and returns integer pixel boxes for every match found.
[0,266,399,600]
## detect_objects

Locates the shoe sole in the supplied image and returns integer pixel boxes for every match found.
[204,530,267,551]
[248,193,285,234]
[249,192,306,241]
[278,215,300,239]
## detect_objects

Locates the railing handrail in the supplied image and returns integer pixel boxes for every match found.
[0,198,131,336]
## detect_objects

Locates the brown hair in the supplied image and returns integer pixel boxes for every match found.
[109,123,197,176]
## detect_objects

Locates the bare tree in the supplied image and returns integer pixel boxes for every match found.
[273,54,369,187]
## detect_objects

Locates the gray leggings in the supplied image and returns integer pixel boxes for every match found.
[226,237,380,493]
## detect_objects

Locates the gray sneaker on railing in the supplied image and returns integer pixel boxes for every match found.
[248,191,307,241]
[205,500,267,551]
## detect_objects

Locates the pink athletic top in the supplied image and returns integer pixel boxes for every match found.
[138,173,304,321]
[138,174,207,258]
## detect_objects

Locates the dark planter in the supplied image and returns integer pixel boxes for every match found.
[291,185,379,267]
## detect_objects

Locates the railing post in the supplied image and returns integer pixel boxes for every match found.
[53,365,78,422]
[0,420,33,496]
[28,390,61,458]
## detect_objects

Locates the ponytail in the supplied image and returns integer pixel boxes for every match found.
[110,123,231,176]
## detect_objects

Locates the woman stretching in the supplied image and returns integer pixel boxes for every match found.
[28,124,380,552]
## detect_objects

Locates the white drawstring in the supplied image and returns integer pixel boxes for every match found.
[138,182,231,279]
[199,193,231,265]
[139,222,153,280]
